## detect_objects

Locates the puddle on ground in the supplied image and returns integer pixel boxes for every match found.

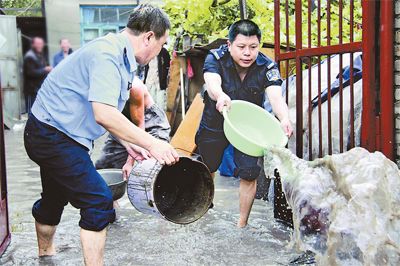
[265,147,400,265]
[1,129,299,265]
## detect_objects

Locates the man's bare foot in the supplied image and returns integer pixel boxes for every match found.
[39,246,56,257]
[35,222,57,257]
[238,179,256,229]
[237,220,247,228]
[81,228,107,265]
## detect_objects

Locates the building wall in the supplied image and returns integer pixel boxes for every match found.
[0,16,23,123]
[44,0,163,65]
[395,0,400,166]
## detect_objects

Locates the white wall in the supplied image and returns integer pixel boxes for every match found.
[0,16,23,122]
[44,0,163,65]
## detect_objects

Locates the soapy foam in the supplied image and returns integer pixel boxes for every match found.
[264,147,400,265]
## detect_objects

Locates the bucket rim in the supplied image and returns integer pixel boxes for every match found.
[97,168,126,186]
[128,156,215,224]
[153,157,215,225]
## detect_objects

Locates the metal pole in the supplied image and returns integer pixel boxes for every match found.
[295,0,303,158]
[274,0,280,57]
[0,72,11,256]
[239,0,247,20]
[41,0,46,17]
[179,68,186,119]
[361,0,377,152]
[380,0,394,160]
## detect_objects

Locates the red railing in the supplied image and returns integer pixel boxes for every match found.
[360,0,377,154]
[0,78,11,256]
[274,0,394,160]
[379,0,394,160]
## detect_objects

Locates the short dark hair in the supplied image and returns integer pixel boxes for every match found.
[127,4,170,39]
[59,38,69,44]
[31,37,43,45]
[228,20,261,42]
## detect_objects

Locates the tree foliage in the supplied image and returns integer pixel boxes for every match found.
[1,0,42,17]
[163,0,362,49]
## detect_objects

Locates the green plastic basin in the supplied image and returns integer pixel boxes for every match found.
[222,100,288,157]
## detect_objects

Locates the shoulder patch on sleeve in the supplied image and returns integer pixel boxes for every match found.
[211,50,221,60]
[267,62,275,69]
[266,68,281,82]
[210,45,228,61]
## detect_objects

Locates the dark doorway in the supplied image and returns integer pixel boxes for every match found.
[16,17,48,61]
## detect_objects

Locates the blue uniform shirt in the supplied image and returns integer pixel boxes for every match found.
[52,51,63,67]
[32,33,137,150]
[201,44,283,130]
[53,49,73,68]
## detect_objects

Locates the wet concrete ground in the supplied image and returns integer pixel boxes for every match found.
[0,123,296,265]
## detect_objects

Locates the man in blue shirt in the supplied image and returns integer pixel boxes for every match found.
[53,38,73,67]
[196,20,293,228]
[24,4,179,265]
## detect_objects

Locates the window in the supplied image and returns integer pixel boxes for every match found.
[80,5,136,44]
[83,28,99,43]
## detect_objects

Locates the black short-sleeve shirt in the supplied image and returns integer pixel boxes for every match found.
[200,45,283,130]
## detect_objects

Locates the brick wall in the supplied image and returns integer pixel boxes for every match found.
[395,0,400,167]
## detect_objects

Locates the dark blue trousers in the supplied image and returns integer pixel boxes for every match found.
[195,125,261,181]
[24,114,115,231]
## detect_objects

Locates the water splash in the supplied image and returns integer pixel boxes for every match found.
[264,147,400,265]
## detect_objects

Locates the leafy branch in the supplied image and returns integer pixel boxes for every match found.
[163,0,362,50]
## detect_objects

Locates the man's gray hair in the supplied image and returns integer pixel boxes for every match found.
[127,4,171,39]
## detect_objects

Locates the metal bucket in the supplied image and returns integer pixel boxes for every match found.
[98,169,127,201]
[127,156,214,224]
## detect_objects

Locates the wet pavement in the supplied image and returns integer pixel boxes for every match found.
[0,123,296,265]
